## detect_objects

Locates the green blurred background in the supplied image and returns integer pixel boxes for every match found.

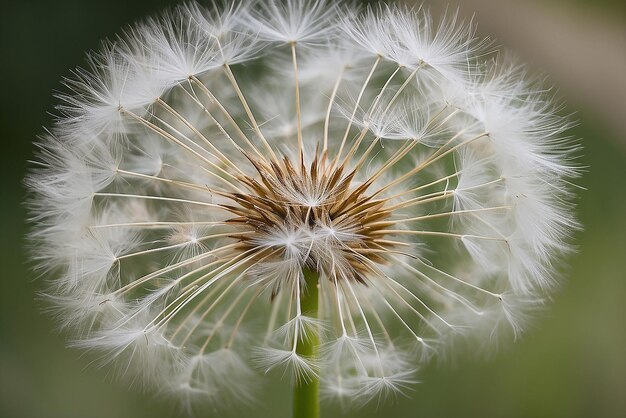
[1,0,624,417]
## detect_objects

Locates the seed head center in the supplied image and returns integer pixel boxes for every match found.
[227,153,395,283]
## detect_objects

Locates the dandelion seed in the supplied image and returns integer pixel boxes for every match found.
[26,0,579,415]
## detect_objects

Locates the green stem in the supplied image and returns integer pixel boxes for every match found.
[293,268,320,418]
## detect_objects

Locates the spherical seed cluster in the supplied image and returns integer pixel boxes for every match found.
[26,0,579,411]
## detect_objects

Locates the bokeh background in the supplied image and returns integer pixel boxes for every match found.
[1,0,624,417]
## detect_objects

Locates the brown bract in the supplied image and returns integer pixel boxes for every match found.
[217,150,401,288]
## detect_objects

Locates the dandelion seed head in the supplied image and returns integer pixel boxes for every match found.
[26,0,579,411]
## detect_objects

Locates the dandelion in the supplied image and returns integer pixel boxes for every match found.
[26,1,579,416]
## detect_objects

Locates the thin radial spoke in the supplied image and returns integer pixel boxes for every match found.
[341,63,423,172]
[338,65,428,173]
[373,129,488,198]
[198,284,251,353]
[145,111,248,192]
[222,65,280,163]
[155,98,247,177]
[323,67,345,153]
[371,206,511,227]
[392,255,485,316]
[358,291,394,345]
[386,177,504,212]
[227,287,263,348]
[115,169,225,196]
[179,247,271,294]
[337,127,373,171]
[368,65,402,115]
[152,249,270,332]
[379,63,424,116]
[122,109,245,192]
[331,270,348,337]
[385,169,464,201]
[177,249,278,347]
[353,111,469,201]
[378,270,456,330]
[290,272,302,352]
[114,284,201,333]
[94,192,232,211]
[342,279,384,374]
[116,231,252,261]
[112,243,239,297]
[290,42,304,166]
[264,289,286,343]
[186,77,267,162]
[359,139,419,190]
[414,257,503,300]
[169,274,231,342]
[384,189,455,212]
[332,56,381,170]
[90,220,231,230]
[366,278,429,344]
[372,229,507,243]
[345,247,443,334]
